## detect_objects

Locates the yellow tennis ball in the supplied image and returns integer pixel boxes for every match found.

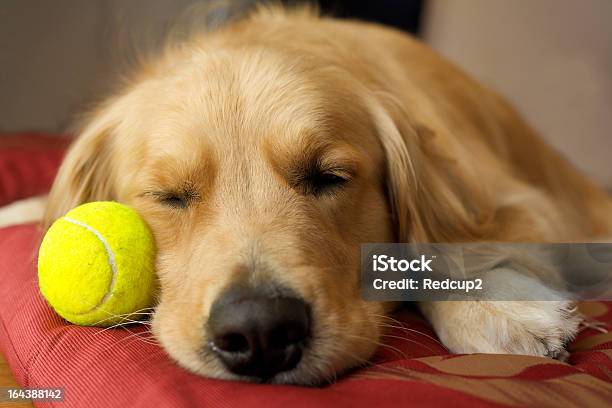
[38,201,157,327]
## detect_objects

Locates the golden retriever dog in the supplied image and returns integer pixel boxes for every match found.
[42,6,612,384]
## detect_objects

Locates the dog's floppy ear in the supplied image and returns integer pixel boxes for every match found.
[42,103,119,230]
[368,94,494,242]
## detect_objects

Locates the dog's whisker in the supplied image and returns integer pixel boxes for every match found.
[379,333,438,354]
[367,312,446,347]
[348,314,445,349]
[112,334,159,350]
[100,327,159,353]
[86,307,156,328]
[343,333,408,360]
[95,306,156,319]
[377,323,445,348]
[90,316,153,337]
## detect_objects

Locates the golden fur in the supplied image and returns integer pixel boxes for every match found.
[43,7,612,384]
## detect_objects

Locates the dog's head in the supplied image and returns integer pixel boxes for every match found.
[44,21,486,385]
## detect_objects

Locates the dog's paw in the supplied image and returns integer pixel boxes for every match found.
[420,300,581,358]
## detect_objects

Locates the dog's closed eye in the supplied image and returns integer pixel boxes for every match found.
[304,168,350,196]
[144,187,201,209]
[290,162,352,197]
[158,193,190,209]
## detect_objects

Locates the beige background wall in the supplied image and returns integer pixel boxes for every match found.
[424,0,612,188]
[0,0,201,132]
[1,0,611,187]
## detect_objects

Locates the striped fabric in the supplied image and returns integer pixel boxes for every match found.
[0,135,611,407]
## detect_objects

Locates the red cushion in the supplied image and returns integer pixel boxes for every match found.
[0,133,69,206]
[1,136,611,406]
[1,224,612,407]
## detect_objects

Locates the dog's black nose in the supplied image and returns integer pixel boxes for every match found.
[207,286,310,380]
